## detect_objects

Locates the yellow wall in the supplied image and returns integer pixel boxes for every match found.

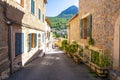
[68,15,80,44]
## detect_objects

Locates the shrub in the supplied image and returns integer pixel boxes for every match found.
[91,50,110,67]
[62,40,68,46]
[88,37,94,45]
[79,48,83,56]
[69,41,78,54]
[100,53,110,67]
[61,40,68,51]
[91,50,100,65]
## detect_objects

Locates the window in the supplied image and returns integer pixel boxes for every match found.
[15,33,24,56]
[16,0,24,7]
[38,33,41,48]
[80,15,92,39]
[42,33,44,43]
[43,14,44,23]
[38,9,41,20]
[31,0,35,14]
[28,33,37,51]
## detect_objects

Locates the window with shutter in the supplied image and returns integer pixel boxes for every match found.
[15,33,24,56]
[28,33,37,51]
[38,33,41,48]
[83,18,88,39]
[43,14,44,23]
[34,33,37,47]
[21,0,24,7]
[32,33,35,48]
[31,0,35,14]
[81,14,92,39]
[28,34,32,51]
[38,9,41,20]
[42,33,44,43]
[80,19,83,38]
[16,0,24,7]
[87,15,92,38]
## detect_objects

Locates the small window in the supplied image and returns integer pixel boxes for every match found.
[31,0,35,14]
[42,33,44,43]
[43,14,44,23]
[38,33,41,38]
[28,33,37,51]
[80,15,92,39]
[38,9,41,20]
[16,0,24,7]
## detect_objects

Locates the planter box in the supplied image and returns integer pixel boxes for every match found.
[67,53,73,58]
[72,54,82,63]
[88,61,108,77]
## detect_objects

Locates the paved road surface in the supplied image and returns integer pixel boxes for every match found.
[7,48,103,80]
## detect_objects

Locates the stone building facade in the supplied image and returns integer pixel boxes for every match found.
[0,0,47,79]
[78,0,120,79]
[68,0,120,79]
[78,0,120,69]
[0,1,10,79]
[68,14,80,44]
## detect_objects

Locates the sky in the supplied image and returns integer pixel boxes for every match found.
[46,0,78,17]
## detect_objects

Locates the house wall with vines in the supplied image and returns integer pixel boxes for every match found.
[79,0,120,68]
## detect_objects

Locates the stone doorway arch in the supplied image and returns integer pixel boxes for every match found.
[113,16,120,68]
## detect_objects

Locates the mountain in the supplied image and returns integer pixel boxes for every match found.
[57,5,78,19]
[47,5,78,38]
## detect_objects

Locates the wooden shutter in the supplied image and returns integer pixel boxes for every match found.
[38,9,41,20]
[87,15,92,38]
[21,33,24,53]
[80,19,83,38]
[21,0,24,7]
[31,0,35,14]
[32,33,35,48]
[15,33,24,56]
[34,33,37,47]
[28,34,32,51]
[33,0,35,14]
[43,15,44,23]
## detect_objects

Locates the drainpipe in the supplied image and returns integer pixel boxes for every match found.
[7,21,13,74]
[3,1,13,74]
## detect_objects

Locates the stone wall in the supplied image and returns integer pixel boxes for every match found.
[11,25,44,72]
[0,0,47,79]
[4,0,47,73]
[6,0,46,31]
[0,2,10,79]
[79,0,120,66]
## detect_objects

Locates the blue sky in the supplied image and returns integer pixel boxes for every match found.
[46,0,78,17]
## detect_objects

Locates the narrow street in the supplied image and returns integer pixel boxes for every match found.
[7,48,102,80]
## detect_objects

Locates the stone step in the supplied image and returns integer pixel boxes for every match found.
[38,51,45,57]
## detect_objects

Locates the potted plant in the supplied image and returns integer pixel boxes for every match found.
[88,50,110,77]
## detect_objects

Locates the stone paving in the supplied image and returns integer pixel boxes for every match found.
[7,48,104,80]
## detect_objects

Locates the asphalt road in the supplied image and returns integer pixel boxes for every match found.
[7,49,102,80]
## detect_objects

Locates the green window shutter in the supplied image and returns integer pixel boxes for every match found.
[34,33,37,47]
[38,9,41,20]
[31,0,35,14]
[28,34,32,51]
[80,19,83,38]
[15,33,24,56]
[43,14,44,23]
[87,15,92,38]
